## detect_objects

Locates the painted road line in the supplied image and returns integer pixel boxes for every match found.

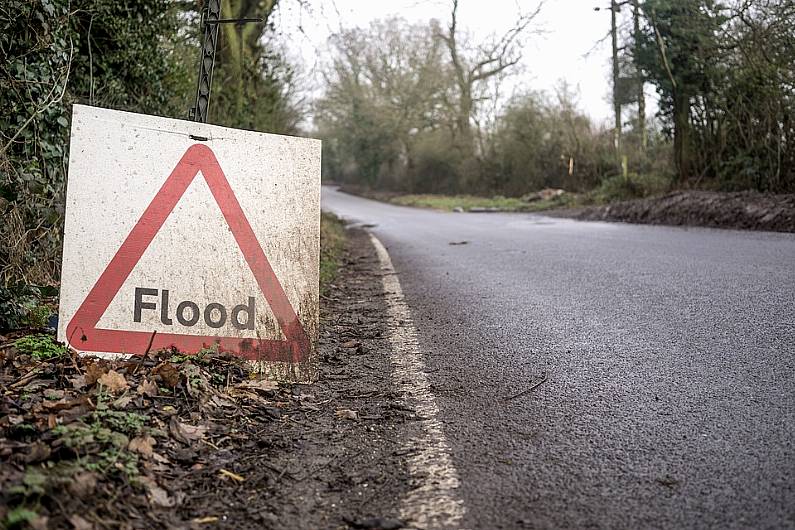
[369,233,467,530]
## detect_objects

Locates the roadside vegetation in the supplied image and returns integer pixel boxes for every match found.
[317,1,794,202]
[0,332,313,527]
[319,212,346,294]
[379,192,571,213]
[391,194,540,212]
[0,0,302,327]
[344,170,669,213]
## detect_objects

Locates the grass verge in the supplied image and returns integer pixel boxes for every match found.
[320,211,346,294]
[389,193,574,212]
[340,173,674,214]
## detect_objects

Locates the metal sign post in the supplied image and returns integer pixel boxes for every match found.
[188,1,262,123]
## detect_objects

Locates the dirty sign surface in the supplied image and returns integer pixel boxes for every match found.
[58,105,320,374]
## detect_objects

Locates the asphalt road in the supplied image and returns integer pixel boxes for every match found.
[321,186,795,530]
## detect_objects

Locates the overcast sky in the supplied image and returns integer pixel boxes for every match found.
[276,0,654,125]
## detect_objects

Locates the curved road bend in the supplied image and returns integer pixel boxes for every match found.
[321,186,795,530]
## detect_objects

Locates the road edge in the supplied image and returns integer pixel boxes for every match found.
[368,233,468,530]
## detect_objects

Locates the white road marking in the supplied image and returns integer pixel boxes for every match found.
[369,233,467,530]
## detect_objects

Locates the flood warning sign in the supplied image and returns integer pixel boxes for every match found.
[58,105,320,374]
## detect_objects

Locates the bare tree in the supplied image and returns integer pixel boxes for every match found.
[435,0,543,149]
[316,18,451,186]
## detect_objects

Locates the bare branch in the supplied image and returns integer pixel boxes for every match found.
[649,7,676,90]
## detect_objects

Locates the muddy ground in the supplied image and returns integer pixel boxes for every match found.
[1,229,418,530]
[564,190,795,232]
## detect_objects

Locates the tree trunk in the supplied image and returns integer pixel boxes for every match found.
[611,0,622,170]
[633,0,646,151]
[673,90,690,184]
[457,88,473,149]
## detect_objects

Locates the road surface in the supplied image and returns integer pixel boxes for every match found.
[321,186,795,529]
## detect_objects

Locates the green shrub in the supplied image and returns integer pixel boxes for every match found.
[4,507,39,529]
[0,285,42,331]
[591,173,672,204]
[13,334,68,360]
[0,0,194,330]
[24,303,51,328]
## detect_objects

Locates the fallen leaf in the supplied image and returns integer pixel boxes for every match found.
[139,476,175,508]
[24,442,51,463]
[29,515,49,530]
[169,416,208,444]
[112,394,133,409]
[97,370,128,394]
[67,514,93,530]
[84,362,108,385]
[43,388,64,400]
[128,434,156,458]
[335,408,359,421]
[43,396,89,411]
[152,362,180,387]
[68,374,87,390]
[137,378,158,397]
[67,472,97,499]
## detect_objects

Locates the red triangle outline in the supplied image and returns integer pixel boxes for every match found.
[66,143,310,362]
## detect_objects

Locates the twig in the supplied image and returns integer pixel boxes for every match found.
[276,466,289,483]
[9,367,43,389]
[68,349,83,375]
[504,372,548,401]
[200,438,221,450]
[144,329,157,356]
[219,468,245,482]
[133,330,157,375]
